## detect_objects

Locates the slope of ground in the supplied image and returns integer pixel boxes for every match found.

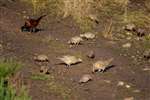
[0,1,149,100]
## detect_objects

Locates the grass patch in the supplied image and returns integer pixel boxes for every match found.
[0,59,22,79]
[20,0,62,16]
[30,74,49,81]
[21,0,150,32]
[0,81,31,100]
[21,0,150,30]
[0,59,31,100]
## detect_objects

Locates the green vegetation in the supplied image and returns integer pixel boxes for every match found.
[0,59,21,79]
[0,59,31,100]
[31,74,49,81]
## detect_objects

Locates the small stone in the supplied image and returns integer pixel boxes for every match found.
[143,67,150,71]
[133,89,140,93]
[22,11,26,14]
[125,32,133,36]
[87,51,95,59]
[117,81,124,86]
[122,43,131,48]
[79,74,92,83]
[23,15,29,19]
[126,37,131,40]
[125,84,131,88]
[55,38,59,41]
[103,80,111,84]
[131,56,135,58]
[135,37,140,41]
[124,97,134,100]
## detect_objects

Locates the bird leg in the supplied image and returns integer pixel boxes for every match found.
[66,64,70,68]
[30,28,37,33]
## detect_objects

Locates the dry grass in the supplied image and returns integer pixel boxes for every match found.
[103,19,113,39]
[20,0,150,32]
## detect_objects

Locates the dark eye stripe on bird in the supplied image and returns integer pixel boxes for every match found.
[21,15,47,32]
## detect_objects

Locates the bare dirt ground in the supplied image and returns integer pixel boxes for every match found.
[0,0,150,100]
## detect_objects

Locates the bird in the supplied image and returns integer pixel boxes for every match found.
[21,15,46,32]
[92,58,114,73]
[57,55,82,67]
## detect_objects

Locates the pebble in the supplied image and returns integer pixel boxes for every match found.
[122,43,131,48]
[125,84,131,88]
[124,97,134,100]
[126,37,131,40]
[133,89,140,93]
[117,81,124,86]
[125,32,133,36]
[143,67,150,71]
[103,80,111,84]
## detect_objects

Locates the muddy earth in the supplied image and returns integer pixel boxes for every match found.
[0,0,150,100]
